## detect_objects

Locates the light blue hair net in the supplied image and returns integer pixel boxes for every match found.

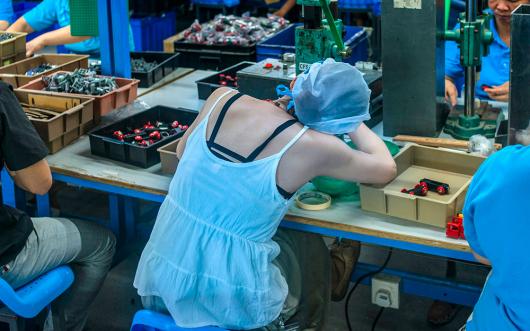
[292,58,371,135]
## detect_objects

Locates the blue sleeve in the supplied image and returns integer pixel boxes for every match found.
[23,0,57,31]
[445,23,464,90]
[0,0,13,23]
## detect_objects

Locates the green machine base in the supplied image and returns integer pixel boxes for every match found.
[444,103,501,140]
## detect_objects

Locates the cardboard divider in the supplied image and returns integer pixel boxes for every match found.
[0,54,89,87]
[359,144,486,228]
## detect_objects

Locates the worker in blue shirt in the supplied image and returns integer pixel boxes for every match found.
[462,145,530,331]
[445,0,528,106]
[7,0,134,57]
[0,0,13,30]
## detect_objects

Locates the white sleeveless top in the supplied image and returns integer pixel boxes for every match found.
[134,90,309,329]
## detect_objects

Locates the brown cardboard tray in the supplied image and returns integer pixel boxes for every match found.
[157,138,180,174]
[14,90,94,153]
[359,144,485,228]
[0,31,26,60]
[16,71,139,124]
[0,54,89,87]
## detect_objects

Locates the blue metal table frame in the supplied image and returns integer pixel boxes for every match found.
[0,167,484,308]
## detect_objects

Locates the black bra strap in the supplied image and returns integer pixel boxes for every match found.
[245,119,298,162]
[207,92,243,144]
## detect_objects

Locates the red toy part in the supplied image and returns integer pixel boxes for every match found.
[264,62,273,69]
[171,121,179,128]
[446,221,462,239]
[446,214,465,239]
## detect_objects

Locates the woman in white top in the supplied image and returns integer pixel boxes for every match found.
[134,59,397,330]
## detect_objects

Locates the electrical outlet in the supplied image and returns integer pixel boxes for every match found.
[371,273,401,309]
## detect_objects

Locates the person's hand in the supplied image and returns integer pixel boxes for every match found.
[445,78,458,107]
[483,81,509,102]
[26,37,45,57]
[272,95,291,112]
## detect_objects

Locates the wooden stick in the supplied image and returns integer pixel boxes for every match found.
[393,135,502,150]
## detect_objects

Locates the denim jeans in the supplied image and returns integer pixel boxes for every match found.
[142,228,330,331]
[1,217,116,331]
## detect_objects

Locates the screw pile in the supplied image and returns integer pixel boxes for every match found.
[43,69,118,96]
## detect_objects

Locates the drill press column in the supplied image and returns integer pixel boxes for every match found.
[464,0,477,118]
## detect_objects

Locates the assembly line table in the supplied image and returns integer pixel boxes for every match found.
[2,69,484,307]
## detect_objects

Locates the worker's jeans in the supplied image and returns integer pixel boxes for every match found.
[1,217,116,331]
[142,228,331,331]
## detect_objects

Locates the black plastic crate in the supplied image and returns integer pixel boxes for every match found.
[173,40,257,71]
[131,51,180,88]
[196,61,255,100]
[89,106,197,168]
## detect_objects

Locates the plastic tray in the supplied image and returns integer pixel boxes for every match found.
[174,39,257,71]
[0,54,89,88]
[89,106,197,168]
[256,24,368,65]
[196,61,255,100]
[17,71,139,124]
[0,31,26,64]
[130,52,180,88]
[158,138,180,174]
[14,90,94,154]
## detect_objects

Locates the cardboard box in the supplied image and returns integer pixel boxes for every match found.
[359,144,485,228]
[14,90,94,153]
[16,71,139,124]
[0,31,26,60]
[0,54,89,87]
[158,138,180,174]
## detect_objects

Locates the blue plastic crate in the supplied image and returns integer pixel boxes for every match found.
[256,24,368,65]
[13,1,55,41]
[338,0,381,16]
[131,11,177,51]
[191,0,240,7]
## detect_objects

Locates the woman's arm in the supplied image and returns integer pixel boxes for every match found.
[316,124,397,185]
[24,25,90,56]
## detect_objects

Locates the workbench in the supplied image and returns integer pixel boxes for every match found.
[1,69,483,307]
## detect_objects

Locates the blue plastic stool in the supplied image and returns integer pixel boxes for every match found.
[131,310,229,331]
[0,265,74,319]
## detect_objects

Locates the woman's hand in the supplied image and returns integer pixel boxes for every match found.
[445,78,458,107]
[483,81,510,102]
[26,37,45,57]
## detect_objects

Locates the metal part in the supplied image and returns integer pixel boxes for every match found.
[508,4,530,145]
[0,33,14,42]
[43,69,118,96]
[295,0,350,73]
[443,0,494,139]
[25,64,56,77]
[131,58,158,72]
[382,0,446,137]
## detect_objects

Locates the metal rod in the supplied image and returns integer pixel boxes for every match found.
[464,0,477,117]
[465,67,476,117]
